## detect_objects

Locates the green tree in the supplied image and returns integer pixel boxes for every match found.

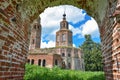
[80,35,103,71]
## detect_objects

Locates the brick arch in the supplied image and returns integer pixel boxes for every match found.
[0,0,120,80]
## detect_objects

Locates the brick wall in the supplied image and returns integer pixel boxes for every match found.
[0,0,120,80]
[99,1,120,79]
[101,21,120,80]
[0,0,30,80]
[27,54,62,68]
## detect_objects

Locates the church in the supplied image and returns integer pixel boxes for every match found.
[27,13,85,70]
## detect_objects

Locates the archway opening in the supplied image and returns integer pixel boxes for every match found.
[1,0,119,80]
[39,5,101,48]
[28,4,103,73]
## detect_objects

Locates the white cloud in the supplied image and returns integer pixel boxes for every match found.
[73,44,76,47]
[41,40,55,48]
[69,24,82,36]
[81,18,99,38]
[40,5,86,28]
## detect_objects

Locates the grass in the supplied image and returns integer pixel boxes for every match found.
[24,64,105,80]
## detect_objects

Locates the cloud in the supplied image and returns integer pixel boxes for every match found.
[41,40,55,48]
[40,5,86,28]
[81,18,99,38]
[69,24,82,36]
[73,44,76,47]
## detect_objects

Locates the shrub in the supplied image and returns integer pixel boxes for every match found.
[24,64,105,80]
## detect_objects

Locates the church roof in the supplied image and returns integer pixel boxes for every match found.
[29,47,81,55]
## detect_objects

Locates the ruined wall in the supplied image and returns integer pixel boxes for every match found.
[55,47,84,70]
[0,0,30,79]
[0,0,120,80]
[28,54,62,68]
[99,0,120,80]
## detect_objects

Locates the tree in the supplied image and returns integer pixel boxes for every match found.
[80,35,103,71]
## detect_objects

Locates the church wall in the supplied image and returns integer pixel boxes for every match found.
[27,54,62,68]
[56,47,84,70]
[53,54,63,67]
[28,54,54,68]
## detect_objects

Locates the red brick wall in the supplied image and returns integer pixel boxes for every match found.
[28,54,53,67]
[112,23,120,80]
[0,0,29,80]
[0,0,120,80]
[53,54,62,67]
[99,1,120,79]
[100,18,120,80]
[28,54,62,68]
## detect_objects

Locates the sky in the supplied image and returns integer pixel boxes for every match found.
[39,5,100,48]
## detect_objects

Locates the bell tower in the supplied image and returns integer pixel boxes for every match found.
[56,13,73,47]
[29,17,41,50]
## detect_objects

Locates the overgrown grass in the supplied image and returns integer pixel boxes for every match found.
[24,64,105,80]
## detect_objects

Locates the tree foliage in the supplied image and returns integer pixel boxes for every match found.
[80,35,103,71]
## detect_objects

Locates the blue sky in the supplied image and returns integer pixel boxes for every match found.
[39,5,100,48]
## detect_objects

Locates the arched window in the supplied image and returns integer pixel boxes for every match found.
[62,61,66,69]
[42,59,46,67]
[38,59,41,66]
[31,59,34,65]
[62,34,66,41]
[68,53,71,57]
[32,39,35,44]
[34,25,36,29]
[62,53,65,57]
[27,59,30,64]
[55,59,58,65]
[68,63,71,69]
[38,26,39,29]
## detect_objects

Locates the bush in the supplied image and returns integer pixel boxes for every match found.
[24,64,105,80]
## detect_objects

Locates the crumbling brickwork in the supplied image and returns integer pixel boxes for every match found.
[0,0,120,80]
[0,0,30,80]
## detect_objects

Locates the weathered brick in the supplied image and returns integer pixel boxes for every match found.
[0,35,7,41]
[0,0,120,80]
[2,46,9,51]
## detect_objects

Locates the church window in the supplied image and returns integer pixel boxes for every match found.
[38,26,39,29]
[42,59,46,67]
[62,34,66,41]
[61,23,64,28]
[31,59,34,65]
[38,59,41,66]
[55,59,58,65]
[62,61,65,69]
[62,53,65,57]
[69,33,72,43]
[65,23,68,29]
[68,53,71,57]
[34,25,36,29]
[32,39,35,44]
[68,63,71,69]
[27,59,30,64]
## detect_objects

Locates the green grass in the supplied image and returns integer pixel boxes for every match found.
[24,64,105,80]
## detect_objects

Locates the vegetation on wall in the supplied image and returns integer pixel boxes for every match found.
[24,64,105,80]
[80,34,103,71]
